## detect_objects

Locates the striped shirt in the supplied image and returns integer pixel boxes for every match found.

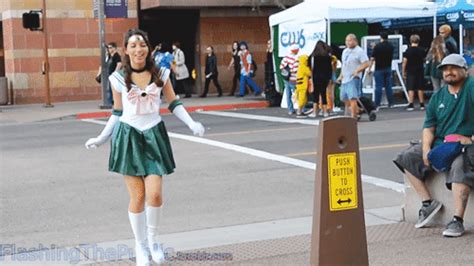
[280,54,299,83]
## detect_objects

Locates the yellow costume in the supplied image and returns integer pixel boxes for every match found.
[295,55,311,111]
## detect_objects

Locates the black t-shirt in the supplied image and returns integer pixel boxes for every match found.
[403,46,426,73]
[107,52,121,75]
[372,41,394,70]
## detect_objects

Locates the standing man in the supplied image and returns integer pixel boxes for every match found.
[106,42,122,105]
[402,34,426,111]
[369,32,395,109]
[394,54,474,237]
[439,24,459,55]
[337,34,370,118]
[279,43,300,115]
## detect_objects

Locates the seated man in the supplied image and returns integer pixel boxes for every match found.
[394,54,474,237]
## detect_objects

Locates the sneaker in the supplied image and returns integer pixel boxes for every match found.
[419,103,425,111]
[442,218,465,237]
[296,113,307,119]
[308,112,317,118]
[406,103,414,111]
[303,108,314,115]
[323,112,329,117]
[288,110,295,115]
[415,200,442,228]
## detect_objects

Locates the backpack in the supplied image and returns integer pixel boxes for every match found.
[280,65,290,81]
[250,57,258,77]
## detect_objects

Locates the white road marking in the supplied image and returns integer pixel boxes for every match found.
[81,119,405,193]
[201,110,320,125]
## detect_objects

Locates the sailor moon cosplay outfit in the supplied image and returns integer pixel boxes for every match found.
[86,67,204,175]
[85,66,204,265]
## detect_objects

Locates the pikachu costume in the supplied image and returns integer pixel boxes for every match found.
[295,55,312,112]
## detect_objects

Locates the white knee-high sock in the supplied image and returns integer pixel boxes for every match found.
[128,210,147,244]
[146,205,162,242]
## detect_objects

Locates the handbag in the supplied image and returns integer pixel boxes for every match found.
[281,65,291,81]
[428,141,464,172]
[95,74,101,84]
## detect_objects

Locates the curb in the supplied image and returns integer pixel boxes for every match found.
[76,101,269,120]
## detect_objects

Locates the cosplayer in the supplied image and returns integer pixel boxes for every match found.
[85,29,204,266]
[295,54,312,118]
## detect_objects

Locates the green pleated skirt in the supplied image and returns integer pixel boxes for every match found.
[109,121,176,176]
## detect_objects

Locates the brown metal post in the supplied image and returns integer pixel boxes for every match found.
[310,117,368,265]
[42,0,53,107]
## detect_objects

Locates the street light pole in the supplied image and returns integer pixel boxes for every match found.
[42,0,53,107]
[98,0,111,109]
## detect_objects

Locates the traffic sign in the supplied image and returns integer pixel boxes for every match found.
[328,152,358,211]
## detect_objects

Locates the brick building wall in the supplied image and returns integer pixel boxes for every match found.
[2,0,138,104]
[199,17,270,94]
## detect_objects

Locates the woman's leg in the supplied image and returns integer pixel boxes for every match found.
[326,81,335,112]
[239,74,246,96]
[320,80,328,116]
[201,76,211,97]
[245,76,262,94]
[144,175,165,264]
[124,175,150,265]
[183,78,192,98]
[230,71,238,96]
[212,74,223,96]
[313,84,321,117]
[418,89,425,104]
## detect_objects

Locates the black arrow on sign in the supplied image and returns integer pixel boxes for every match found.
[337,198,352,205]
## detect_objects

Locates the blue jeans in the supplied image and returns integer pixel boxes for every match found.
[239,74,262,96]
[374,68,394,107]
[284,80,296,113]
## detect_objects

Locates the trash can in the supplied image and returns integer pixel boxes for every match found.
[0,77,8,105]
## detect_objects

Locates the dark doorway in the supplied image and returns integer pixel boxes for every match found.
[140,9,199,93]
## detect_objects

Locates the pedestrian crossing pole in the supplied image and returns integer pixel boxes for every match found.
[41,0,53,108]
[310,117,368,265]
[98,0,111,109]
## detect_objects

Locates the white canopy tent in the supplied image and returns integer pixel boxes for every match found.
[269,0,438,43]
[269,0,437,107]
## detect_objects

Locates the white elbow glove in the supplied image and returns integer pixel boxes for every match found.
[169,100,205,137]
[85,110,121,149]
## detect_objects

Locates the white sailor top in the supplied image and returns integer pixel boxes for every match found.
[108,67,170,131]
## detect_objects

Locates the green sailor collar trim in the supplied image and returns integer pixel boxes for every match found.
[168,99,183,112]
[112,109,123,116]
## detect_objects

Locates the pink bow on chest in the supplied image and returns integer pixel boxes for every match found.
[127,84,160,115]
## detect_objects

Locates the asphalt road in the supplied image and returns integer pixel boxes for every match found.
[0,106,423,252]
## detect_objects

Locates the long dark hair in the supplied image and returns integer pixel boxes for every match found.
[311,40,329,57]
[122,28,163,92]
[232,41,239,54]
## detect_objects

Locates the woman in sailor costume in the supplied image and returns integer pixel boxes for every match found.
[85,29,204,266]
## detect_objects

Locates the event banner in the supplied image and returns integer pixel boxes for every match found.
[278,19,327,57]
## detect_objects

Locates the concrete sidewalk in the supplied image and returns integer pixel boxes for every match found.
[74,222,473,265]
[0,95,268,124]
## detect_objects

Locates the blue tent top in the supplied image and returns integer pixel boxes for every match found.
[437,0,474,15]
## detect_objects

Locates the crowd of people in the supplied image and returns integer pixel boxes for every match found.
[275,24,469,119]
